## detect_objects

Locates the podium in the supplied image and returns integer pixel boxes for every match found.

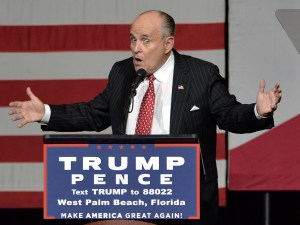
[43,134,199,145]
[43,134,200,221]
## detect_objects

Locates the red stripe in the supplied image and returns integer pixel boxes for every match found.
[1,135,227,162]
[218,187,227,206]
[0,23,224,52]
[1,79,108,107]
[176,23,224,50]
[0,136,43,162]
[0,192,43,208]
[216,133,226,159]
[229,115,300,190]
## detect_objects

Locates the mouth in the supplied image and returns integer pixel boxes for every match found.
[134,57,142,62]
[133,57,143,66]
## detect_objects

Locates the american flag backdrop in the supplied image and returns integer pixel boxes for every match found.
[0,0,226,208]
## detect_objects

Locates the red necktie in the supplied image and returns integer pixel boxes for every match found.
[135,75,155,135]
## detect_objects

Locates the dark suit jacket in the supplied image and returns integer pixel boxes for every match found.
[42,49,274,224]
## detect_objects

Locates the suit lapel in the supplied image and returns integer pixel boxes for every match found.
[115,62,136,134]
[170,50,191,134]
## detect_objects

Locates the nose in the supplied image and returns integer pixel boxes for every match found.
[132,40,141,54]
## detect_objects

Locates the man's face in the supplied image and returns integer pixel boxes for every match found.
[130,12,173,74]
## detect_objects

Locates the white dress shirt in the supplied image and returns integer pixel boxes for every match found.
[126,52,175,135]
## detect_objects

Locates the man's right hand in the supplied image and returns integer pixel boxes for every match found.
[8,87,45,128]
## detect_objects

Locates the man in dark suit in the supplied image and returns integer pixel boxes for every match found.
[9,10,282,225]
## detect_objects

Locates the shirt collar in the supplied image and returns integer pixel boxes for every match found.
[153,51,174,83]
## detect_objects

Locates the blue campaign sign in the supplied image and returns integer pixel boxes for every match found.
[44,143,200,220]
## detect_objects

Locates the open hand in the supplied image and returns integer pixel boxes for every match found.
[8,87,45,128]
[256,80,282,117]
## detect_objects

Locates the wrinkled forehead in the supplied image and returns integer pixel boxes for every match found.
[130,12,163,37]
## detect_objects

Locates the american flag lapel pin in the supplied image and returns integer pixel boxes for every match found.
[178,84,184,90]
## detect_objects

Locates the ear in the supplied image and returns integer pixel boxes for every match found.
[164,36,175,54]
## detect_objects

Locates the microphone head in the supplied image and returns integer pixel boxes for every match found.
[136,69,147,79]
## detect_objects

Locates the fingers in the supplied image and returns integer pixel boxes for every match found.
[10,112,28,128]
[271,82,282,111]
[17,120,28,128]
[9,101,23,108]
[273,83,281,96]
[272,82,282,103]
[8,108,22,115]
[260,81,282,96]
[259,80,266,93]
[8,87,39,128]
[9,110,29,127]
[26,87,37,100]
[273,82,280,91]
[10,113,24,121]
[276,93,282,104]
[259,81,282,104]
[257,80,282,116]
[272,83,281,93]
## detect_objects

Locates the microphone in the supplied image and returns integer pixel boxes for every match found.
[131,69,147,96]
[127,69,147,113]
[137,68,147,78]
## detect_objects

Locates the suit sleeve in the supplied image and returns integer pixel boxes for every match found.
[41,67,116,132]
[208,65,274,133]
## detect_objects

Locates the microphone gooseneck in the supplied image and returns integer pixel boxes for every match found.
[121,69,148,133]
[128,69,147,113]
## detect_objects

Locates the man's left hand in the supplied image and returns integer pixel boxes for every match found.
[256,80,282,117]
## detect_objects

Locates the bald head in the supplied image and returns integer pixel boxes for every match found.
[133,10,176,37]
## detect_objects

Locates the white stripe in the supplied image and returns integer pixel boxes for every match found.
[0,52,128,80]
[1,107,113,135]
[0,50,224,80]
[217,159,227,188]
[0,0,224,25]
[0,163,43,191]
[0,161,226,191]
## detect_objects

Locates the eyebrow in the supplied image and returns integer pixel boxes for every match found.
[140,34,151,38]
[130,33,151,39]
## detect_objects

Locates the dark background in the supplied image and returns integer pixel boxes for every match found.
[1,191,300,225]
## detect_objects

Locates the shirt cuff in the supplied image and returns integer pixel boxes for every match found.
[254,104,267,120]
[41,104,51,124]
